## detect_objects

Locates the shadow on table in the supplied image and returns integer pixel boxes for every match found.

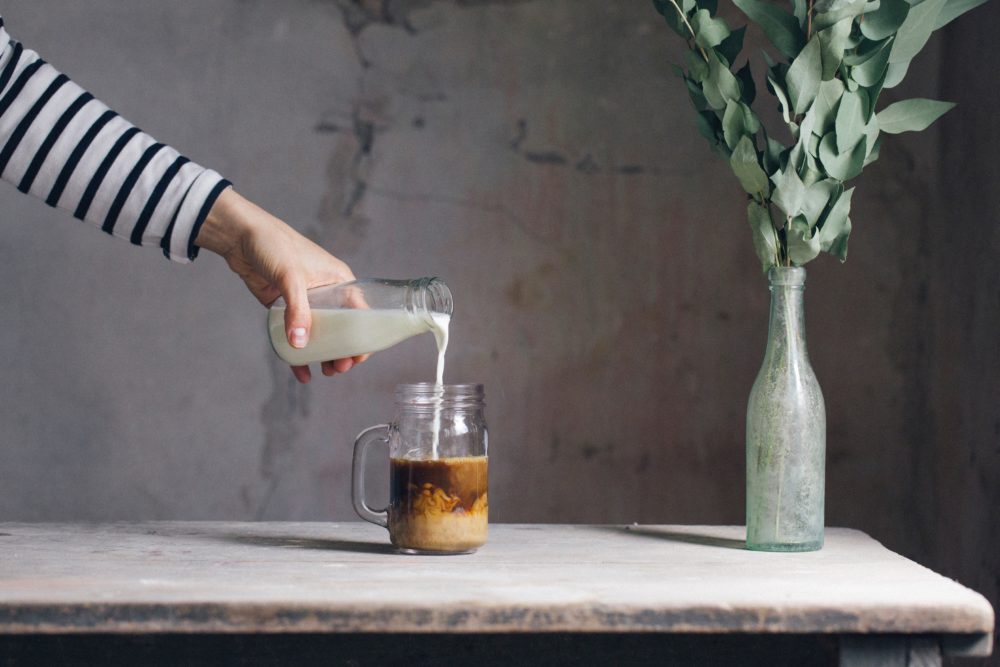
[600,526,746,550]
[213,532,397,555]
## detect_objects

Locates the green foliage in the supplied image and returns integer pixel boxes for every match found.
[877,98,956,133]
[652,0,981,271]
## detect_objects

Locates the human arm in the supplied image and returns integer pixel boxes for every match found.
[0,16,361,382]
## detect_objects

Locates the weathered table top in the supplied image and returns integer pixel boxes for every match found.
[0,523,993,648]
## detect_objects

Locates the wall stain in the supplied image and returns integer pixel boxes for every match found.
[505,262,555,309]
[508,119,660,176]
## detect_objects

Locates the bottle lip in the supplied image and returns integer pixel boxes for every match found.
[415,277,453,316]
[395,382,484,410]
[768,266,806,287]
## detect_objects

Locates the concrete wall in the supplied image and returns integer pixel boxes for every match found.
[0,0,995,634]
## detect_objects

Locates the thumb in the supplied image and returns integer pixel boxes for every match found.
[281,275,312,349]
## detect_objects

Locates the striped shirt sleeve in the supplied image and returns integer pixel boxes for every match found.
[0,18,231,263]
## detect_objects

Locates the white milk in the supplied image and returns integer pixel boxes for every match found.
[268,308,451,366]
[269,307,452,458]
[429,314,449,459]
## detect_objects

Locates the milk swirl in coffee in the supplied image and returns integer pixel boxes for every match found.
[389,455,488,553]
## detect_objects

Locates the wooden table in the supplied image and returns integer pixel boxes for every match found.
[0,523,993,666]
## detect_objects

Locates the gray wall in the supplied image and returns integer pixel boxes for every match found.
[0,0,996,639]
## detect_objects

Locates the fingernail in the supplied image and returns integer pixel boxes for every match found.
[291,327,308,348]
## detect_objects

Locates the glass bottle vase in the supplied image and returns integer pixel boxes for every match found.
[746,266,826,552]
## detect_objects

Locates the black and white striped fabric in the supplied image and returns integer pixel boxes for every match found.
[0,17,230,263]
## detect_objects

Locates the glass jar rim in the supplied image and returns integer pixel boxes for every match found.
[395,383,485,410]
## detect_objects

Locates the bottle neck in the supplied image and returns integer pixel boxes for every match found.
[764,267,809,364]
[405,277,453,328]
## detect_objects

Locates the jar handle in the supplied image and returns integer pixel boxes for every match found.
[351,424,390,528]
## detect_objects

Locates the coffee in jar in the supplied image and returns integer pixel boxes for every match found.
[388,455,488,553]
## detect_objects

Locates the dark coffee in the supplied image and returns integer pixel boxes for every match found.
[388,456,488,553]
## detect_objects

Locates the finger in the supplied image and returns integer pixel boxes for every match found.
[292,365,312,384]
[352,353,370,365]
[321,361,338,376]
[343,283,370,311]
[280,274,311,349]
[333,357,354,373]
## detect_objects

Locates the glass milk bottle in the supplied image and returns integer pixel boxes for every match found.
[267,277,452,366]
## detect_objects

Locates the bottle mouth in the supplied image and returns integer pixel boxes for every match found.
[768,266,806,287]
[395,382,484,410]
[415,277,453,316]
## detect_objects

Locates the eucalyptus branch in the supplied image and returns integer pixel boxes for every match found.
[666,0,709,62]
[652,0,981,271]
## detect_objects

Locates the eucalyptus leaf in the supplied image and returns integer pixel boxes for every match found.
[814,0,853,13]
[787,216,822,264]
[889,0,946,64]
[863,110,880,153]
[827,215,852,260]
[702,52,742,109]
[683,0,696,12]
[801,157,823,183]
[818,132,867,181]
[843,38,890,66]
[787,138,806,174]
[812,78,846,136]
[934,0,989,28]
[857,87,874,121]
[864,135,883,166]
[686,50,709,82]
[850,36,892,86]
[692,9,731,48]
[818,18,853,80]
[860,0,910,40]
[877,98,956,133]
[772,167,807,217]
[787,37,823,114]
[835,90,866,153]
[882,60,909,88]
[767,75,794,124]
[723,100,761,148]
[814,0,868,30]
[732,0,806,59]
[747,202,779,272]
[807,132,821,156]
[764,133,785,175]
[793,0,809,28]
[818,187,854,261]
[731,135,770,196]
[717,26,746,66]
[796,106,818,155]
[801,179,840,226]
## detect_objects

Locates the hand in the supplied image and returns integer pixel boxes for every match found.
[196,187,368,383]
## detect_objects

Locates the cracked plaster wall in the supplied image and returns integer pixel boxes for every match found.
[0,0,996,624]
